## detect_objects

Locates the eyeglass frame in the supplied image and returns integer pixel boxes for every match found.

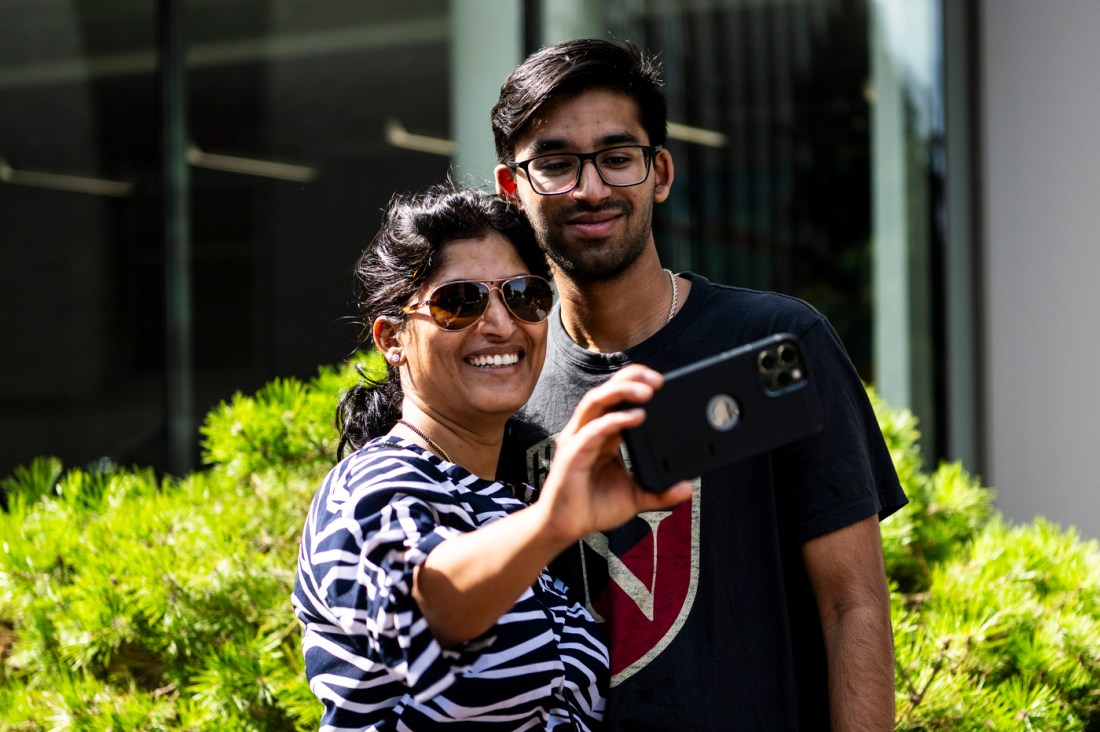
[507,144,663,196]
[400,275,554,331]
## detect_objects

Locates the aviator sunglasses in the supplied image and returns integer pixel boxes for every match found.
[401,275,554,331]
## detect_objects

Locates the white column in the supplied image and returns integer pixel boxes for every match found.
[870,0,938,457]
[540,0,602,44]
[450,0,524,186]
[980,0,1100,538]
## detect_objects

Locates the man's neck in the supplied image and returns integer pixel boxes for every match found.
[556,257,688,353]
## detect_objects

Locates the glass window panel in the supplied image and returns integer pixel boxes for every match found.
[605,0,877,378]
[0,0,948,479]
[184,0,452,410]
[0,0,455,480]
[0,0,163,477]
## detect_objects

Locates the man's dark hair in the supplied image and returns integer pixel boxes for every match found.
[491,38,668,163]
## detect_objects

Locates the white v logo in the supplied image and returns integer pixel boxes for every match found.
[580,510,675,622]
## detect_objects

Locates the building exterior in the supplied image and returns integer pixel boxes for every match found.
[1,0,1097,536]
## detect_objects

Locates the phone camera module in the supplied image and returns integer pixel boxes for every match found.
[758,340,807,394]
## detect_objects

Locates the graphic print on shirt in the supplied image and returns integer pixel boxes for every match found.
[526,434,701,685]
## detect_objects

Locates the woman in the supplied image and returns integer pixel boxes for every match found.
[292,185,690,731]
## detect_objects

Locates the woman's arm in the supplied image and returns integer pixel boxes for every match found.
[413,365,692,647]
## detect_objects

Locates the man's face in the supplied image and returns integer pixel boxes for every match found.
[496,89,673,283]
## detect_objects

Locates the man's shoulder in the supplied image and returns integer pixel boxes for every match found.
[695,274,819,310]
[683,273,827,339]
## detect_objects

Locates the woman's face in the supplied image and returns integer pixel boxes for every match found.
[396,233,549,429]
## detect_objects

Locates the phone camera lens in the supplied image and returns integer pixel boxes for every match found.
[776,370,794,388]
[777,344,797,366]
[758,351,777,372]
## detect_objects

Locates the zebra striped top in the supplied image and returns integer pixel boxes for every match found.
[292,436,608,731]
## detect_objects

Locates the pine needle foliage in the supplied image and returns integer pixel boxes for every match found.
[0,354,378,731]
[1,355,1099,730]
[876,394,1100,730]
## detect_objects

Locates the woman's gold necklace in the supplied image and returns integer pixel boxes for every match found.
[397,419,453,462]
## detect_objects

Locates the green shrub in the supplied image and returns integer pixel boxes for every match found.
[199,356,371,480]
[1,357,1098,730]
[876,395,1100,730]
[0,456,322,731]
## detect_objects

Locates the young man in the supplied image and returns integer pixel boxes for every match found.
[493,39,907,730]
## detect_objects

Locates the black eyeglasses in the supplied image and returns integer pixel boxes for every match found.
[509,145,662,196]
[401,275,554,331]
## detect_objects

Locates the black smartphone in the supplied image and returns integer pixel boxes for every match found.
[622,333,824,492]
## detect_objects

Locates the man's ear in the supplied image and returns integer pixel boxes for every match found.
[372,317,403,364]
[494,164,518,198]
[653,147,675,204]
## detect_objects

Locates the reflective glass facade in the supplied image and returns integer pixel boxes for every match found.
[0,0,948,480]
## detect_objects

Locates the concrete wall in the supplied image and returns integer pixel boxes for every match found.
[980,0,1100,537]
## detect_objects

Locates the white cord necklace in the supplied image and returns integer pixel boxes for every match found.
[664,268,679,323]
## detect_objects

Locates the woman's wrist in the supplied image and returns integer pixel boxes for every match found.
[523,494,583,555]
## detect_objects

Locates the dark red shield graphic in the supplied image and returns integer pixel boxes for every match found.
[525,437,700,685]
[582,484,700,684]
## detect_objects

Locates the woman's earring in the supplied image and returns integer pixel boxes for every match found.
[390,353,401,364]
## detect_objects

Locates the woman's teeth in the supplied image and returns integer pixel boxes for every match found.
[468,352,520,368]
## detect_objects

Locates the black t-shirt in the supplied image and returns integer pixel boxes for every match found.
[499,273,907,730]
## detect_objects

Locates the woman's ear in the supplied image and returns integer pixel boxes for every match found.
[372,317,404,365]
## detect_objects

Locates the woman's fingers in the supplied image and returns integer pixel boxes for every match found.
[549,411,635,481]
[636,480,693,512]
[562,365,663,437]
[538,364,693,538]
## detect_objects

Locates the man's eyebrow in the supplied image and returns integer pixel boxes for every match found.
[525,132,644,156]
